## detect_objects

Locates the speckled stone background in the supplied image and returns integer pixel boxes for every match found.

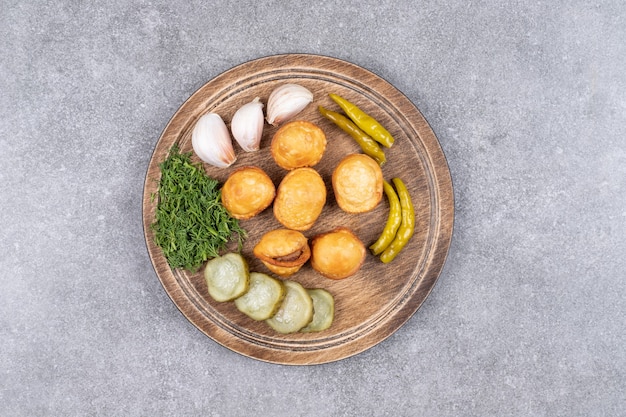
[1,1,625,416]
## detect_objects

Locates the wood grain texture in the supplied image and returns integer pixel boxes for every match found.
[142,54,454,365]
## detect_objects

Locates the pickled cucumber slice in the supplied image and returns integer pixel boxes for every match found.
[204,253,249,302]
[234,272,285,321]
[266,280,313,334]
[301,289,335,332]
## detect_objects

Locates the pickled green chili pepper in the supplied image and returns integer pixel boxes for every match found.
[329,93,395,148]
[318,105,386,166]
[370,180,402,255]
[380,178,415,263]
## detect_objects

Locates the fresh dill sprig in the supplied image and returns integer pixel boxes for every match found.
[151,144,246,271]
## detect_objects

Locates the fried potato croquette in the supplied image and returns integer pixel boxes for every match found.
[253,229,311,277]
[221,166,276,220]
[273,167,326,231]
[332,153,383,213]
[310,227,366,280]
[271,120,327,170]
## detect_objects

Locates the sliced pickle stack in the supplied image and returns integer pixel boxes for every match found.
[204,253,334,334]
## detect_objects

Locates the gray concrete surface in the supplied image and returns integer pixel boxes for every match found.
[1,1,625,416]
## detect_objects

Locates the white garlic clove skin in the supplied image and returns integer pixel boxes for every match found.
[265,83,314,126]
[231,97,264,152]
[191,113,237,168]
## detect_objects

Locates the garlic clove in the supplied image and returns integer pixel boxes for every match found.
[266,84,314,126]
[191,113,237,168]
[231,97,264,152]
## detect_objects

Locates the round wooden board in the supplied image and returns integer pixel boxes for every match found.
[142,54,454,365]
